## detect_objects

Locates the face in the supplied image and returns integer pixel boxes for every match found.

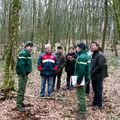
[57,48,63,53]
[69,48,74,54]
[76,46,81,53]
[91,43,99,52]
[46,47,51,53]
[26,46,33,52]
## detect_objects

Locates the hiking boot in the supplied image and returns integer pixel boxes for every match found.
[16,106,26,112]
[40,95,45,97]
[22,103,33,107]
[92,106,103,111]
[76,113,89,120]
[76,114,87,120]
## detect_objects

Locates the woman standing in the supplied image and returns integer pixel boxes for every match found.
[65,47,77,90]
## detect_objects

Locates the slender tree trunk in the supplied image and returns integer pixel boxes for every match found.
[113,28,118,56]
[30,0,36,41]
[101,0,108,53]
[112,0,120,41]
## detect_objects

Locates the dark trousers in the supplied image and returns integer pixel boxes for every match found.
[66,73,74,89]
[16,74,28,108]
[86,81,90,94]
[76,86,86,115]
[53,73,62,90]
[92,79,103,107]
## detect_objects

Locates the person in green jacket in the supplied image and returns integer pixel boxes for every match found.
[68,42,91,119]
[16,41,33,112]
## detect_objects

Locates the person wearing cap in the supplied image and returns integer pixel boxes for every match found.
[52,46,66,91]
[68,42,91,119]
[16,41,33,112]
[37,44,58,97]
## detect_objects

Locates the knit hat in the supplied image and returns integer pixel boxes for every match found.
[25,41,33,48]
[77,42,86,50]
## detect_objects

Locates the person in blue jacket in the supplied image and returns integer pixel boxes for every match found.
[37,44,58,97]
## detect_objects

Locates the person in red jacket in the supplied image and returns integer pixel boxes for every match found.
[37,44,58,97]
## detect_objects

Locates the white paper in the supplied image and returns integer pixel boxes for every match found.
[70,76,85,86]
[80,77,85,86]
[71,76,77,86]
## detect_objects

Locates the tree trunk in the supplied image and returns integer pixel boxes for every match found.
[113,28,118,56]
[112,0,120,41]
[30,0,36,42]
[101,0,108,53]
[2,0,21,95]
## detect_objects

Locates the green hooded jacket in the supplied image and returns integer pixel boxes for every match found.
[74,50,91,85]
[16,49,32,75]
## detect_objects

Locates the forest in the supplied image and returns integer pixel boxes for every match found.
[0,0,120,120]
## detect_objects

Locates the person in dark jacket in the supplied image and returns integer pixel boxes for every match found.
[65,47,77,90]
[37,44,58,97]
[52,46,66,91]
[91,42,108,109]
[16,41,33,112]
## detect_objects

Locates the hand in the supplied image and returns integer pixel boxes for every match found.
[54,66,58,71]
[67,55,73,60]
[38,66,43,71]
[74,84,81,88]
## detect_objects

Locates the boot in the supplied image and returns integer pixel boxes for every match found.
[16,106,26,112]
[22,103,33,107]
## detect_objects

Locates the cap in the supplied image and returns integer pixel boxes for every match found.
[77,42,86,50]
[25,41,33,48]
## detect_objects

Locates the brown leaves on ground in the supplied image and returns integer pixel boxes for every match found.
[0,61,120,120]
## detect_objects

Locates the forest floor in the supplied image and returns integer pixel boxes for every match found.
[0,54,120,120]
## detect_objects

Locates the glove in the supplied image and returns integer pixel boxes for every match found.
[54,66,58,71]
[38,66,43,71]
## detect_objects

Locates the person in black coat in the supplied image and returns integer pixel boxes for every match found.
[91,42,108,109]
[65,47,77,90]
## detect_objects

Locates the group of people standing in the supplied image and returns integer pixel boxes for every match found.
[37,44,77,98]
[15,41,108,119]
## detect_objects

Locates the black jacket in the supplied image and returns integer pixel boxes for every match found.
[91,51,108,80]
[65,52,77,75]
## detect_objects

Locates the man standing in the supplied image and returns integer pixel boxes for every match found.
[52,46,66,91]
[16,41,33,112]
[37,44,58,97]
[68,42,91,119]
[91,42,108,109]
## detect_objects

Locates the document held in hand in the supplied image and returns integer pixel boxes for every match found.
[70,76,85,86]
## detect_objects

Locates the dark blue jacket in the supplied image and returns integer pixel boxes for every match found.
[37,52,58,76]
